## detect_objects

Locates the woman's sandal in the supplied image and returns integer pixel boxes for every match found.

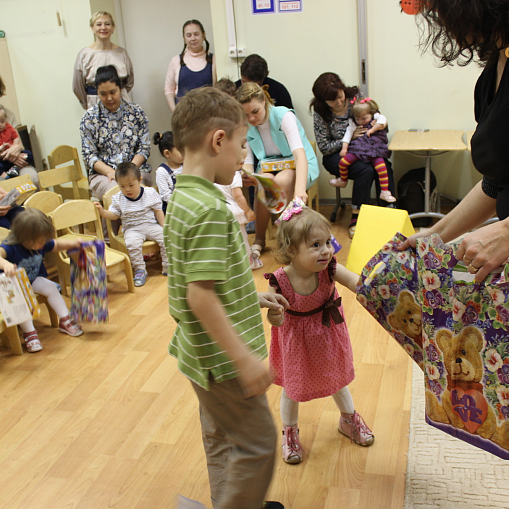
[23,330,42,353]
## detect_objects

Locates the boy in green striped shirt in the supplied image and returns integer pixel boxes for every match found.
[165,87,285,509]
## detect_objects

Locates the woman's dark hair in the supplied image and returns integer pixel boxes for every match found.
[0,76,6,98]
[310,72,359,123]
[240,54,268,83]
[153,131,176,156]
[95,65,122,89]
[180,19,212,66]
[415,0,509,66]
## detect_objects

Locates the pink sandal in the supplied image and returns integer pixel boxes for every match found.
[23,330,42,353]
[339,412,374,446]
[58,316,84,337]
[282,425,303,463]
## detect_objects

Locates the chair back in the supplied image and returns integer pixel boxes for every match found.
[24,191,63,214]
[103,185,120,210]
[102,185,120,242]
[0,174,33,192]
[51,199,104,240]
[42,146,86,199]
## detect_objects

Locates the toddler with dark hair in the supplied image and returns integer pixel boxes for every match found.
[95,162,167,287]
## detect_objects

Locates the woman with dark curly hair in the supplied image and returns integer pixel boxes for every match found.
[311,72,395,237]
[399,0,509,282]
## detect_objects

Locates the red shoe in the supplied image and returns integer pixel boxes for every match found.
[23,330,42,353]
[339,412,374,446]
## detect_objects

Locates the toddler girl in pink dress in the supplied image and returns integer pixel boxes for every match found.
[264,201,374,463]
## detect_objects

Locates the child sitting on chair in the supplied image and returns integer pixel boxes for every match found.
[94,162,168,287]
[329,97,395,203]
[0,208,84,353]
[0,105,34,179]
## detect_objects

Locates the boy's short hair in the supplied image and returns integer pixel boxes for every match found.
[214,77,236,97]
[240,54,268,84]
[172,87,247,154]
[115,162,140,181]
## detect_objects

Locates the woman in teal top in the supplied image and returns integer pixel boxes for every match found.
[236,82,319,258]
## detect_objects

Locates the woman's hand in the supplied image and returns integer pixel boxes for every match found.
[1,143,23,164]
[397,228,432,251]
[455,221,509,282]
[0,205,11,217]
[106,168,116,182]
[295,191,308,204]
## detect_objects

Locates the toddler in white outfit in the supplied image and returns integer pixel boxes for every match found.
[95,162,168,287]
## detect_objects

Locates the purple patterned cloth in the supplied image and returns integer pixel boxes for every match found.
[69,240,108,323]
[356,233,509,459]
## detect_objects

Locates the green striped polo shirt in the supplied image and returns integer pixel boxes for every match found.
[164,174,267,389]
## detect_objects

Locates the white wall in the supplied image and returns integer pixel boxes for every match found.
[0,0,92,167]
[1,0,484,200]
[368,0,482,199]
[210,0,483,200]
[119,0,214,170]
[210,0,360,201]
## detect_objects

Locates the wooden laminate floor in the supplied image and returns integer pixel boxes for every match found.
[0,203,413,509]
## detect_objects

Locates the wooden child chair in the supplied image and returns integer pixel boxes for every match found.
[102,185,160,259]
[49,199,135,295]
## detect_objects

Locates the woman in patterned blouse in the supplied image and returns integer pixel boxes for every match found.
[80,65,151,202]
[311,72,394,238]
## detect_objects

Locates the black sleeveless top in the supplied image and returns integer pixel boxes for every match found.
[471,58,509,219]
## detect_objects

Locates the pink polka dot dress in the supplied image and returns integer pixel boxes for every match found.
[264,258,355,403]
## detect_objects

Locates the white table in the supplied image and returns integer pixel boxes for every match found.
[389,130,467,220]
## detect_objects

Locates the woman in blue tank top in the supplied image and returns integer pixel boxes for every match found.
[164,20,217,112]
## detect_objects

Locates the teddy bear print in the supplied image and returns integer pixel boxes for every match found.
[388,290,423,349]
[425,326,509,451]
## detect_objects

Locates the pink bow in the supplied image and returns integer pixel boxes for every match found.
[360,98,372,103]
[275,197,306,224]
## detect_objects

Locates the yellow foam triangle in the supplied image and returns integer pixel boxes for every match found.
[345,205,415,275]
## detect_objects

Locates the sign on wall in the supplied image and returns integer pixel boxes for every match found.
[252,0,302,15]
[252,0,276,14]
[279,0,302,12]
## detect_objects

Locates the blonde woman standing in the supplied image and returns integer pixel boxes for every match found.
[236,82,319,258]
[73,11,134,110]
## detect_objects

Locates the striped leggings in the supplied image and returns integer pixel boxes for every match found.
[339,153,389,191]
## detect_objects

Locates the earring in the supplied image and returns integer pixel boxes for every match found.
[505,47,509,58]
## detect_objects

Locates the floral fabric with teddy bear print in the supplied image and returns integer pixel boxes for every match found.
[356,232,509,458]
